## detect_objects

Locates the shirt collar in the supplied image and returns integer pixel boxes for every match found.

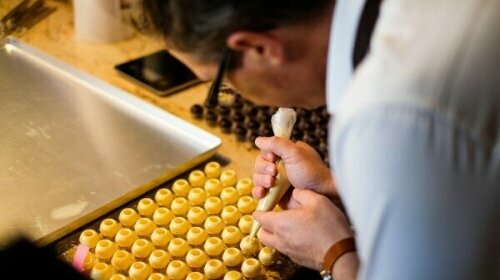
[326,0,367,114]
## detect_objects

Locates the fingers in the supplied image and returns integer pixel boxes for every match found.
[255,137,296,161]
[278,188,302,210]
[253,173,275,189]
[262,151,278,162]
[252,185,267,200]
[257,227,283,252]
[252,210,281,234]
[254,155,278,176]
[253,154,276,197]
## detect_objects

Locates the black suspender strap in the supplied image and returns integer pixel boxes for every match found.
[352,0,384,69]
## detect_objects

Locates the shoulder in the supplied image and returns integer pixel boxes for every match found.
[335,0,500,148]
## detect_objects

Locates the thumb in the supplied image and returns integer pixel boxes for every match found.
[255,136,296,161]
[252,210,282,233]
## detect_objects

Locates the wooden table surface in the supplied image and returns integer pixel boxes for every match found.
[1,0,260,178]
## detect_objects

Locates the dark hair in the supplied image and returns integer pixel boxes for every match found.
[142,0,332,63]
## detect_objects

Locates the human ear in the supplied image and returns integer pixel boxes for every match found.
[227,31,285,66]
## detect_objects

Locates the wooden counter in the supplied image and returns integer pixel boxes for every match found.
[0,0,260,178]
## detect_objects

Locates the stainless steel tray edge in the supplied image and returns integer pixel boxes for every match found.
[37,149,216,247]
[3,37,221,150]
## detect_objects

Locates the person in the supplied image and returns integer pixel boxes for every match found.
[142,0,500,279]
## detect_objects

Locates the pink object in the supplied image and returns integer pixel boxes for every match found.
[72,244,90,273]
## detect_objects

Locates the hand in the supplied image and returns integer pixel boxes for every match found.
[253,136,336,200]
[253,188,354,271]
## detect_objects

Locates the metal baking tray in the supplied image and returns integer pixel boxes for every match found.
[0,37,221,246]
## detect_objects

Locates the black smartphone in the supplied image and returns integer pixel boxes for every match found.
[115,50,201,96]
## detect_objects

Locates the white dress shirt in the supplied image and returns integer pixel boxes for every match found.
[327,0,500,279]
[326,0,366,114]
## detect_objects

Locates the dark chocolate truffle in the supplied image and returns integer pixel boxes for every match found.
[260,126,274,137]
[246,120,260,131]
[218,106,231,116]
[231,112,245,124]
[233,125,247,141]
[190,104,204,119]
[219,118,232,133]
[205,111,218,126]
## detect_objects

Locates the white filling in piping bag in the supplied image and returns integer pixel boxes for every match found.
[250,107,297,239]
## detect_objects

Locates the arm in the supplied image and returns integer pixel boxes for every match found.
[333,107,495,279]
[332,252,359,280]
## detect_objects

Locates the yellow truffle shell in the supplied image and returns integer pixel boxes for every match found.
[204,162,221,179]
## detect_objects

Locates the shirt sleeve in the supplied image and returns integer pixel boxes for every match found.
[332,106,500,280]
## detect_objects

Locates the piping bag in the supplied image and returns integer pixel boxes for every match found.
[250,107,297,239]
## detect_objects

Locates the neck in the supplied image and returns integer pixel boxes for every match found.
[284,2,334,108]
